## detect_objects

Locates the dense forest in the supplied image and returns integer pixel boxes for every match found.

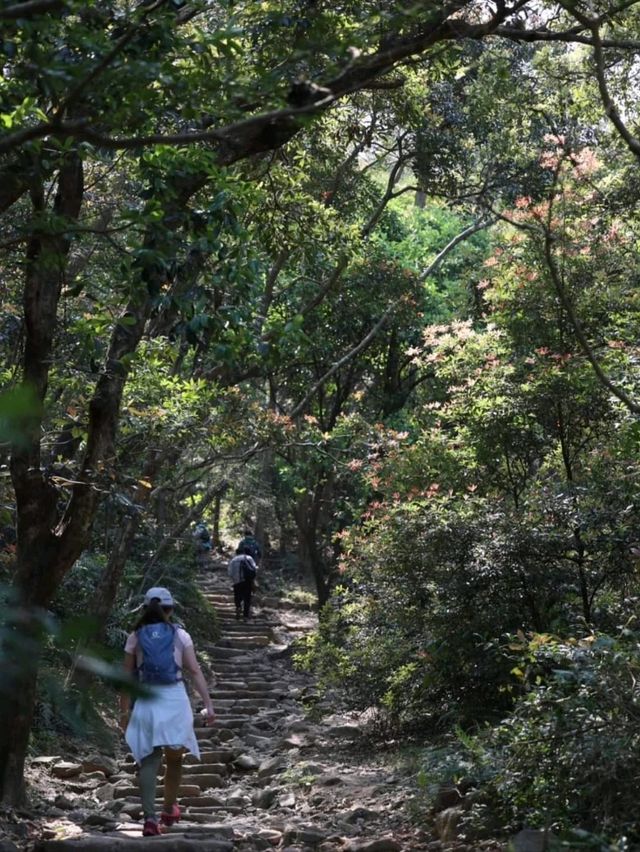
[1,0,640,847]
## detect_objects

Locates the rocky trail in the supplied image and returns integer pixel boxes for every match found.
[1,568,504,852]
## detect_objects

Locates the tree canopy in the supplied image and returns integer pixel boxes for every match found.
[2,0,640,842]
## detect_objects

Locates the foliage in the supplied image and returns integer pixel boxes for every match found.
[418,631,640,848]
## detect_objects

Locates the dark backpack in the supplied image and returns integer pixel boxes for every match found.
[240,556,257,582]
[239,537,260,561]
[137,622,180,684]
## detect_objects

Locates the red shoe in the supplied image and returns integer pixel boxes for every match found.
[160,803,180,827]
[142,818,161,836]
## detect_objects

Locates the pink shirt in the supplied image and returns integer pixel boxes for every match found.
[124,625,193,679]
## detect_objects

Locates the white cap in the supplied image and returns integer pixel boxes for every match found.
[143,586,174,607]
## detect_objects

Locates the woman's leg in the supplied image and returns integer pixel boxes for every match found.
[139,747,163,819]
[163,747,184,811]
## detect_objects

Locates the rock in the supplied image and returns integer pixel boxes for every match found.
[81,755,118,777]
[82,813,115,827]
[433,778,474,812]
[257,828,283,846]
[93,783,114,802]
[0,841,20,852]
[344,806,380,824]
[30,756,62,766]
[65,780,102,794]
[53,795,75,810]
[234,753,260,770]
[283,825,329,846]
[316,773,343,787]
[280,734,308,749]
[244,734,272,749]
[51,761,82,779]
[278,792,296,808]
[118,802,142,818]
[267,645,292,660]
[434,806,465,842]
[252,787,279,809]
[512,828,557,852]
[33,839,233,850]
[79,771,106,782]
[257,756,286,779]
[286,719,313,733]
[325,724,361,740]
[345,840,402,852]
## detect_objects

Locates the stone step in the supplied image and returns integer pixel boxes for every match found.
[116,762,229,778]
[210,698,278,709]
[216,637,271,649]
[215,621,274,632]
[181,810,244,821]
[196,718,245,733]
[215,680,289,691]
[185,750,236,765]
[186,805,244,824]
[181,773,225,788]
[182,762,229,776]
[206,647,248,660]
[211,662,276,671]
[34,839,233,851]
[179,795,231,807]
[213,690,281,700]
[114,783,202,799]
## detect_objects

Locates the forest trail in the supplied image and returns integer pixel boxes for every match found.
[11,565,471,852]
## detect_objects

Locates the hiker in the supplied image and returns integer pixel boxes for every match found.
[193,520,212,568]
[227,546,258,621]
[236,529,261,564]
[119,586,215,837]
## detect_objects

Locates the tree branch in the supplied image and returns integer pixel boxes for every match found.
[0,0,64,19]
[419,217,494,282]
[289,307,395,420]
[543,172,640,416]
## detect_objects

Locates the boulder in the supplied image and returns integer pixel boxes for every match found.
[93,783,115,803]
[81,755,118,777]
[30,756,62,767]
[257,756,286,779]
[283,825,329,846]
[252,787,279,809]
[51,762,82,779]
[434,806,464,842]
[345,841,402,852]
[234,754,259,770]
[512,829,557,852]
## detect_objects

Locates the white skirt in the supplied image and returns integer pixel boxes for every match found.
[125,681,200,764]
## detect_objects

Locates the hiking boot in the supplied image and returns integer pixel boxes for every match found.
[160,803,180,827]
[142,818,161,836]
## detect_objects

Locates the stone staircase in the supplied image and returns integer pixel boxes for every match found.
[32,570,419,852]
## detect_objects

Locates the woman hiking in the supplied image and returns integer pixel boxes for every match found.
[119,586,215,836]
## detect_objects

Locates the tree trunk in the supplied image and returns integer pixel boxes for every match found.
[211,491,222,549]
[294,487,330,605]
[141,478,229,584]
[0,166,202,804]
[0,660,39,806]
[90,450,164,639]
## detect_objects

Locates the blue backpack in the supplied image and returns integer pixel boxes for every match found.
[137,622,180,684]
